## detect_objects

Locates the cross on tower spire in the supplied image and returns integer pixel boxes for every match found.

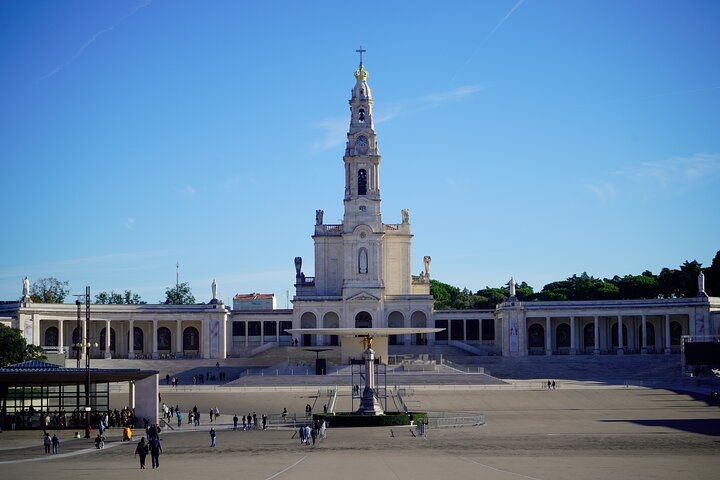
[356,46,366,67]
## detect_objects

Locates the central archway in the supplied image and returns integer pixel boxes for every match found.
[355,311,372,328]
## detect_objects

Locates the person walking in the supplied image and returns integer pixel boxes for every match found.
[282,408,287,422]
[209,408,214,423]
[177,411,183,428]
[210,427,216,447]
[233,414,238,431]
[43,432,51,454]
[149,437,162,469]
[135,437,148,469]
[51,433,60,454]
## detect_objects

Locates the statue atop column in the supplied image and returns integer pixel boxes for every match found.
[211,279,218,300]
[22,276,31,302]
[294,257,302,277]
[315,209,324,226]
[423,256,431,278]
[508,277,517,298]
[698,271,708,297]
[401,209,409,224]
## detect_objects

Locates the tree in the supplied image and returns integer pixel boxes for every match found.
[430,280,460,310]
[0,324,46,366]
[95,290,146,304]
[704,250,720,297]
[29,277,70,303]
[162,282,195,305]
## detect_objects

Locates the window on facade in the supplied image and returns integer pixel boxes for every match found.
[481,319,495,341]
[280,321,293,336]
[183,327,199,350]
[45,327,58,347]
[157,327,171,350]
[263,321,277,336]
[583,323,594,347]
[528,324,544,348]
[451,320,464,341]
[358,108,365,123]
[232,322,246,336]
[670,321,682,346]
[358,169,367,195]
[355,311,372,328]
[248,321,261,336]
[133,327,144,351]
[466,320,480,341]
[556,324,571,348]
[435,320,448,341]
[100,327,116,351]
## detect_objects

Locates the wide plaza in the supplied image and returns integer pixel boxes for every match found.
[1,359,719,480]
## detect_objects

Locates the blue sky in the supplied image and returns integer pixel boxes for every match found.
[1,0,719,305]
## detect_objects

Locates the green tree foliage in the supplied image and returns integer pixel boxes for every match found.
[538,273,619,301]
[610,272,660,299]
[0,324,46,366]
[162,282,196,305]
[429,280,460,310]
[704,250,720,297]
[29,277,70,303]
[95,290,146,304]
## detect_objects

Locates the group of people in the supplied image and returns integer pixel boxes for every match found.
[134,422,163,469]
[297,420,325,446]
[231,412,267,430]
[546,380,557,390]
[41,432,61,454]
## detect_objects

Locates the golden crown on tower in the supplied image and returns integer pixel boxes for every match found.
[354,65,368,81]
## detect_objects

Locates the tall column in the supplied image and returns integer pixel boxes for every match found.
[569,317,576,355]
[152,320,159,359]
[545,317,552,355]
[593,316,600,355]
[641,315,647,354]
[128,320,135,359]
[202,318,211,359]
[104,320,112,359]
[617,316,624,355]
[58,320,65,354]
[245,320,249,348]
[664,314,671,354]
[176,321,183,358]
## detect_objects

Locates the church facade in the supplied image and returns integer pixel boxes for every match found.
[289,61,435,349]
[1,60,719,362]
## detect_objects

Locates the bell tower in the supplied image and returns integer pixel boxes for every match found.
[343,48,382,231]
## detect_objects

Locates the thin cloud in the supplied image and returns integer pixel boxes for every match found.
[182,186,197,196]
[310,117,348,152]
[310,85,482,152]
[124,218,136,229]
[611,153,720,187]
[39,0,152,81]
[452,0,526,82]
[584,182,617,203]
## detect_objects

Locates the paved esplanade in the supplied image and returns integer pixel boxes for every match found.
[1,382,718,479]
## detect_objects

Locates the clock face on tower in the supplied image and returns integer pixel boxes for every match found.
[356,135,368,155]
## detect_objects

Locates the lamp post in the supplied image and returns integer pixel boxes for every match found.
[74,339,98,409]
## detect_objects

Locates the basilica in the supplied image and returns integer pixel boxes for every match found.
[1,60,719,362]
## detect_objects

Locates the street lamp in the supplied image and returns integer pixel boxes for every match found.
[74,339,98,409]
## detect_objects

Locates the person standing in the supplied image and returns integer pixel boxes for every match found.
[43,432,51,454]
[233,414,238,431]
[134,437,148,469]
[51,433,60,454]
[282,408,287,422]
[209,408,214,423]
[262,414,267,430]
[210,427,216,447]
[149,437,162,469]
[177,411,183,428]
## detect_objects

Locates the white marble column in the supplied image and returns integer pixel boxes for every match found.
[593,316,600,355]
[570,317,576,355]
[545,317,552,355]
[128,320,135,359]
[58,320,65,354]
[176,321,183,357]
[104,319,112,359]
[617,316,624,355]
[641,315,647,354]
[202,319,210,359]
[152,320,159,359]
[664,314,671,354]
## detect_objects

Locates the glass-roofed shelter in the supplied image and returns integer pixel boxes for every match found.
[0,360,158,430]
